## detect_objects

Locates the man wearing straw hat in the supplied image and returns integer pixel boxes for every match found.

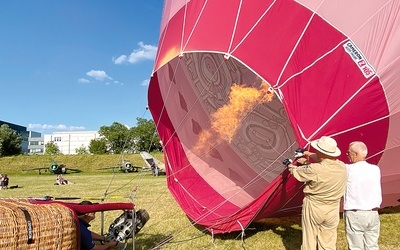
[288,136,347,250]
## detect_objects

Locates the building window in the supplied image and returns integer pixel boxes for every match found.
[29,148,43,154]
[30,141,39,145]
[54,137,62,141]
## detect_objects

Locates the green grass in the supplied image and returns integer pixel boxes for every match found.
[1,155,400,249]
[0,153,164,175]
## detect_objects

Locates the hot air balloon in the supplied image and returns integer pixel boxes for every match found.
[148,0,400,234]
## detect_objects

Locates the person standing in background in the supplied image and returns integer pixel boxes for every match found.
[344,141,382,250]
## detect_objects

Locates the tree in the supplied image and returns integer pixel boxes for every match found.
[98,122,131,154]
[131,118,162,152]
[75,146,88,154]
[89,138,108,154]
[0,124,23,156]
[44,141,60,155]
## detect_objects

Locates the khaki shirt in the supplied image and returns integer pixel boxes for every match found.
[289,158,347,204]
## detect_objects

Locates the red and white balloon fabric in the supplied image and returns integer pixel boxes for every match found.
[148,0,400,234]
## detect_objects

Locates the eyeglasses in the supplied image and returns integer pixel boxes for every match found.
[346,150,356,156]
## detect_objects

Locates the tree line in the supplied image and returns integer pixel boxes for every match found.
[0,118,161,156]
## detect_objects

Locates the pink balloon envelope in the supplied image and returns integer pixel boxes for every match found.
[148,0,400,233]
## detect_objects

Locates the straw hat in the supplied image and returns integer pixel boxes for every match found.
[310,136,341,157]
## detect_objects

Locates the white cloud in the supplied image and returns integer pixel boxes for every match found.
[28,124,86,131]
[141,79,150,86]
[86,70,113,81]
[78,78,90,83]
[113,42,157,64]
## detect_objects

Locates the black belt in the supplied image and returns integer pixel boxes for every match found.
[19,207,34,244]
[345,208,379,212]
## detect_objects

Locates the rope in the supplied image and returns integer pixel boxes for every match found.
[211,229,216,247]
[237,220,245,248]
[132,0,374,248]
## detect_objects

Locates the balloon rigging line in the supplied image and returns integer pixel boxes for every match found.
[230,0,277,55]
[100,105,149,202]
[329,114,389,140]
[156,58,294,197]
[137,111,380,247]
[140,182,235,249]
[157,54,227,151]
[147,2,400,248]
[163,146,173,173]
[164,102,285,180]
[383,54,400,77]
[226,0,244,54]
[306,74,377,141]
[179,0,188,52]
[275,38,349,90]
[140,104,148,119]
[148,194,252,250]
[165,143,298,236]
[150,1,170,74]
[150,58,181,149]
[148,223,208,250]
[129,172,146,200]
[155,53,280,179]
[101,174,137,197]
[152,1,314,231]
[181,0,208,51]
[147,8,358,242]
[146,128,160,153]
[101,170,117,202]
[234,143,297,195]
[150,138,303,243]
[368,149,389,163]
[379,55,400,109]
[275,7,316,87]
[226,144,304,227]
[156,59,240,178]
[347,0,394,39]
[268,181,305,216]
[276,0,391,92]
[150,163,288,250]
[296,124,311,146]
[104,156,158,199]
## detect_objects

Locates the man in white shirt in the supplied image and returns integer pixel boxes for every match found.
[344,141,382,250]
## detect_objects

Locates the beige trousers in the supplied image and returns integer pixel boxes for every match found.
[344,210,380,250]
[301,197,340,250]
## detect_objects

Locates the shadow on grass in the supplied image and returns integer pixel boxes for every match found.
[125,233,210,249]
[378,204,400,215]
[187,216,302,250]
[120,233,173,250]
[247,216,302,250]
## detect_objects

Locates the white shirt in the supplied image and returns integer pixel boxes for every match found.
[344,161,382,210]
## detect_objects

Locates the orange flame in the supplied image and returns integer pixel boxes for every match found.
[194,81,274,154]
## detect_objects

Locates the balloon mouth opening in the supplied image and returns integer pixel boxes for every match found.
[151,52,299,207]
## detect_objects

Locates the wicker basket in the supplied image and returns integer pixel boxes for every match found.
[0,198,77,250]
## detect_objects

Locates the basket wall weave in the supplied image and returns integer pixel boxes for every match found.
[0,198,77,250]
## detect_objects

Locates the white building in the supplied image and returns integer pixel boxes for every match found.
[44,131,100,155]
[28,131,44,155]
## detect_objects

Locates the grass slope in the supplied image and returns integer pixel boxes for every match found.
[0,154,399,249]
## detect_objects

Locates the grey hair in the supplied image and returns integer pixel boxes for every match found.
[349,141,368,158]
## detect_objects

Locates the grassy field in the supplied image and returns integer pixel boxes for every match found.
[1,154,400,249]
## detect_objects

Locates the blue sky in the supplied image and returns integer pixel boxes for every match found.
[0,1,163,134]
